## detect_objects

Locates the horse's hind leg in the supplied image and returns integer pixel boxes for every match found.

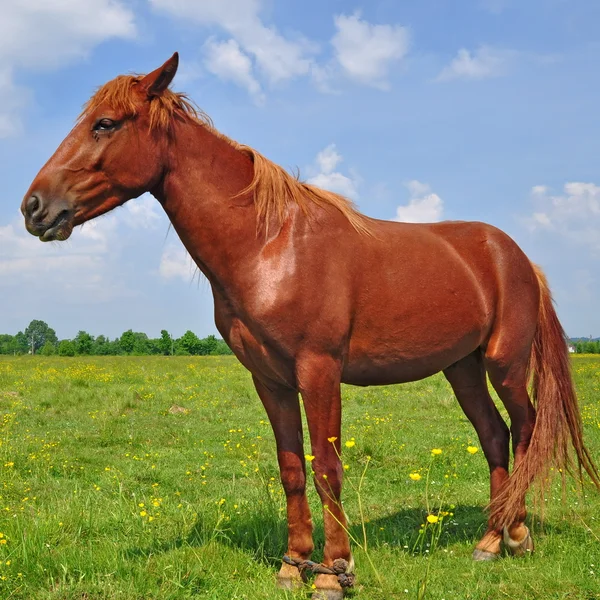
[444,350,510,560]
[484,349,536,556]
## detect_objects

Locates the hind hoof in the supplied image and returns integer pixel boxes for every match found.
[503,525,534,557]
[472,548,499,561]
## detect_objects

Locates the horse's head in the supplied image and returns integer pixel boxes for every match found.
[22,53,180,241]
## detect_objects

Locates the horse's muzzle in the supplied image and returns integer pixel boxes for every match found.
[22,193,74,241]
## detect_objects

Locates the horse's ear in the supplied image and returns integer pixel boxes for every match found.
[140,52,179,98]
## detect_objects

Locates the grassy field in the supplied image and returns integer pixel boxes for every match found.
[0,355,599,600]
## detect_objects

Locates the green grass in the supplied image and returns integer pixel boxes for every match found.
[0,355,599,599]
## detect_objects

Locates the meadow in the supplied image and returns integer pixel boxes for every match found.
[0,355,599,600]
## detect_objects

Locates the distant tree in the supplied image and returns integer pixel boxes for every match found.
[213,338,233,355]
[39,341,57,356]
[132,332,151,355]
[74,331,94,355]
[198,334,218,356]
[13,331,29,354]
[0,334,16,355]
[57,340,76,357]
[158,329,173,355]
[23,320,57,354]
[178,330,201,355]
[119,329,135,354]
[92,335,110,355]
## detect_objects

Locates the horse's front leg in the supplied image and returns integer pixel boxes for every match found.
[297,354,353,600]
[252,375,314,588]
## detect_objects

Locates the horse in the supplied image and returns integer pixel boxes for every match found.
[21,53,599,599]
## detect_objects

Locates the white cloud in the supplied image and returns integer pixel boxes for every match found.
[394,180,444,223]
[123,194,162,230]
[0,0,135,137]
[150,0,315,94]
[524,182,600,252]
[159,242,195,281]
[306,144,359,200]
[315,145,343,174]
[204,38,265,104]
[331,13,409,89]
[0,67,28,137]
[0,194,163,302]
[436,47,510,82]
[0,215,122,303]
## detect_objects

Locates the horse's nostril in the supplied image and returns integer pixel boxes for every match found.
[27,195,41,217]
[26,194,42,219]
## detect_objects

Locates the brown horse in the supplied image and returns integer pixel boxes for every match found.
[22,53,599,599]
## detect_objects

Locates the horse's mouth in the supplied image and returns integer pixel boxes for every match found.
[38,210,74,242]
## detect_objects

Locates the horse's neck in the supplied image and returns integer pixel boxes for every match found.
[154,120,268,296]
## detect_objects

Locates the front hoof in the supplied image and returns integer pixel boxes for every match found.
[472,548,500,561]
[503,525,534,557]
[312,574,344,600]
[277,562,306,589]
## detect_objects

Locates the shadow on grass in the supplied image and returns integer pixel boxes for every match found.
[125,503,562,568]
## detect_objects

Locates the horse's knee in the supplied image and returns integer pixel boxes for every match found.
[280,465,307,496]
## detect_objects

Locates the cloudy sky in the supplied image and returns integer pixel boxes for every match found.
[1,0,599,340]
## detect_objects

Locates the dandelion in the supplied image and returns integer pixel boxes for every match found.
[327,437,338,443]
[426,514,439,524]
[431,448,442,456]
[409,472,422,481]
[305,454,315,462]
[345,439,356,448]
[467,446,479,454]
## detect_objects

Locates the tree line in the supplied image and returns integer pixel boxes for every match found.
[572,339,600,354]
[0,320,233,356]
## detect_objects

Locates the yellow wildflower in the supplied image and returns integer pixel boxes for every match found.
[305,454,315,462]
[431,448,442,456]
[467,446,479,454]
[327,437,338,443]
[409,472,422,481]
[345,440,356,448]
[140,511,147,517]
[426,514,439,524]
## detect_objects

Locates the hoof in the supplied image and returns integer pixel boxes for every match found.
[312,574,344,600]
[277,562,306,589]
[472,548,500,561]
[503,526,534,557]
[311,589,345,600]
[277,575,304,590]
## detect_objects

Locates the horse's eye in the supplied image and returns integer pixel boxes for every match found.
[93,118,117,131]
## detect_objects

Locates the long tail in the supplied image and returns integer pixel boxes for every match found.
[491,264,600,528]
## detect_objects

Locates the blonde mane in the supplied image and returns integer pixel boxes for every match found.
[81,75,372,235]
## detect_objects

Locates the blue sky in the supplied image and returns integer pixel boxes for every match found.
[1,0,599,340]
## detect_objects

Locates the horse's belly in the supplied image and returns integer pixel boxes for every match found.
[344,298,489,385]
[342,336,480,385]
